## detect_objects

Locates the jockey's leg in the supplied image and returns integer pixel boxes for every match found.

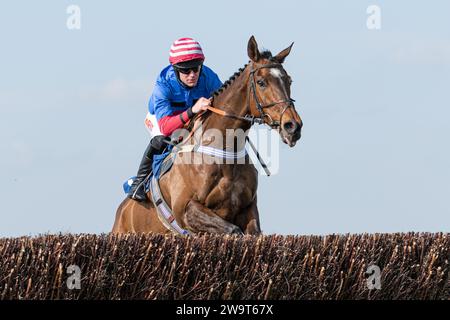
[128,135,167,202]
[128,141,153,201]
[183,200,243,234]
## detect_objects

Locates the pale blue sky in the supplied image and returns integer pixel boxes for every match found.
[1,1,449,237]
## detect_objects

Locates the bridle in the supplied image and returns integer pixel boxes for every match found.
[206,62,296,130]
[248,62,296,129]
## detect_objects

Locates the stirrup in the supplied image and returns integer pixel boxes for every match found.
[128,180,148,201]
[129,188,148,202]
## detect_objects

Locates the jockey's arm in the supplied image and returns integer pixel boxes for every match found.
[157,98,212,136]
[157,108,194,136]
[153,94,213,137]
[149,83,190,137]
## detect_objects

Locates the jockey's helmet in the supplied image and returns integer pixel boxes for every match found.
[169,37,205,69]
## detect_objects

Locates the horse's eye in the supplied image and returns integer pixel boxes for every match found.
[287,76,293,85]
[257,80,266,87]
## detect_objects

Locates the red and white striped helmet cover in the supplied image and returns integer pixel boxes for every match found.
[169,37,205,65]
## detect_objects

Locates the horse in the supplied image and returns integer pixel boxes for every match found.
[112,36,303,235]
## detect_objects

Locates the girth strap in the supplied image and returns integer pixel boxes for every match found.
[149,177,190,236]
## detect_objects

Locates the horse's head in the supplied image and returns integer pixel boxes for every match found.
[247,36,303,147]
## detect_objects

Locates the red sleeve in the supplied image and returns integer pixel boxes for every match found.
[158,110,190,136]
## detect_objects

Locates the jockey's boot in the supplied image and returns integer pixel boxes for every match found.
[127,141,154,202]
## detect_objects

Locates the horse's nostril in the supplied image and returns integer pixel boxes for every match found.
[283,121,295,132]
[283,121,302,137]
[284,121,301,134]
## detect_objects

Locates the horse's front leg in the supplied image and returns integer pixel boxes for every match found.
[183,200,243,234]
[235,199,262,235]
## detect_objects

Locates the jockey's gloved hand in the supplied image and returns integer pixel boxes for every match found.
[192,97,212,114]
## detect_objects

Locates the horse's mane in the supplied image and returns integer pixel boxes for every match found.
[212,50,274,98]
[212,63,249,98]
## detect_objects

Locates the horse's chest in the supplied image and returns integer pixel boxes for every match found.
[218,177,250,206]
[204,169,256,211]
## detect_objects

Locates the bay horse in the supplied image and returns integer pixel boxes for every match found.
[112,36,303,235]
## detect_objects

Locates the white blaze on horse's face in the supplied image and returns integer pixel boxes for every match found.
[269,68,290,98]
[270,68,284,82]
[265,66,301,147]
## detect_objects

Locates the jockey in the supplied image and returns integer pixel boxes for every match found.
[128,37,223,201]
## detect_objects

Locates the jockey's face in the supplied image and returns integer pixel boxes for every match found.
[178,67,200,87]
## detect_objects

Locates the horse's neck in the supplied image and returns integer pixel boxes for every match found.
[199,80,251,151]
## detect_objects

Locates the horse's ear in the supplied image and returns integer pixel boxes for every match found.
[274,42,294,64]
[247,36,260,62]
